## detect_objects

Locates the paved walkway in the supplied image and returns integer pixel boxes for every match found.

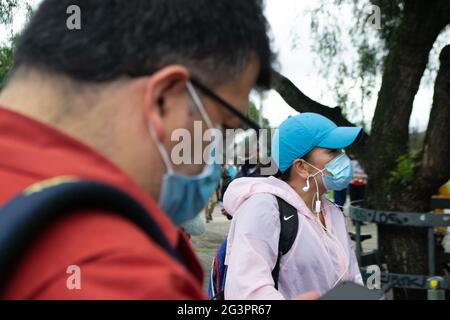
[191,207,231,293]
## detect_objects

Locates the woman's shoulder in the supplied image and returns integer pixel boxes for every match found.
[236,193,280,219]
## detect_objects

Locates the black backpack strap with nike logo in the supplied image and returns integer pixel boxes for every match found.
[271,196,299,290]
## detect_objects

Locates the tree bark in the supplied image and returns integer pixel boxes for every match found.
[414,46,450,205]
[376,44,450,300]
[363,0,450,300]
[397,45,450,211]
[366,0,450,210]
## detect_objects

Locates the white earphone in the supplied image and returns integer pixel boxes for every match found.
[303,175,322,214]
[302,176,310,192]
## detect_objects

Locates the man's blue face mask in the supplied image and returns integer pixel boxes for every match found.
[305,152,353,191]
[149,81,221,225]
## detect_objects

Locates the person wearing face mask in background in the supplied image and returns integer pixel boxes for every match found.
[235,133,262,179]
[348,153,368,207]
[223,113,365,299]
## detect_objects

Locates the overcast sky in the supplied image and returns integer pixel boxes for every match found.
[3,0,450,132]
[262,0,450,131]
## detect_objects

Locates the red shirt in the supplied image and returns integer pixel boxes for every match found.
[0,108,205,299]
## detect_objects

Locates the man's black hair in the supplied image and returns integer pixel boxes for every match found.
[12,0,275,88]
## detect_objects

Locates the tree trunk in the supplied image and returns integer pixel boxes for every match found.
[381,45,450,300]
[398,45,450,212]
[366,0,450,211]
[370,1,450,298]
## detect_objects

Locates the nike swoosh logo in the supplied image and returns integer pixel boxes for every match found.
[284,215,295,221]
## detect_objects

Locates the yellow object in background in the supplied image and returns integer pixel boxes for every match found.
[433,180,450,235]
[438,180,450,198]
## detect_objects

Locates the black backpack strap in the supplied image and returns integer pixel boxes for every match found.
[271,196,298,290]
[0,178,184,293]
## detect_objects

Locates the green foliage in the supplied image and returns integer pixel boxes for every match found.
[368,0,404,48]
[0,0,19,25]
[0,42,13,87]
[388,154,415,186]
[0,0,18,88]
[0,1,33,88]
[248,101,270,128]
[307,0,405,126]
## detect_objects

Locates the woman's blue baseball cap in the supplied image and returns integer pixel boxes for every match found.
[271,113,363,173]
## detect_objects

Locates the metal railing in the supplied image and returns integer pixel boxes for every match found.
[350,198,450,299]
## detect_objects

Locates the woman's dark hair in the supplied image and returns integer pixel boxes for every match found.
[274,152,311,182]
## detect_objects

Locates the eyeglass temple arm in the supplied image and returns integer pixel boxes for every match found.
[190,78,262,132]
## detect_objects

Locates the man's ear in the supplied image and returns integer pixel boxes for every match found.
[143,65,190,142]
[292,159,310,179]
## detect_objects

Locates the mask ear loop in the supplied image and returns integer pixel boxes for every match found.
[186,81,214,129]
[149,81,219,177]
[186,81,223,165]
[149,126,174,174]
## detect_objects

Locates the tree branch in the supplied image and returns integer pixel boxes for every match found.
[271,71,369,158]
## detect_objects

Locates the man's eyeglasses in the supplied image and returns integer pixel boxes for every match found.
[190,78,261,132]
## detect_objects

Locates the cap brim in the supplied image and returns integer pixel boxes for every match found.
[317,127,363,149]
